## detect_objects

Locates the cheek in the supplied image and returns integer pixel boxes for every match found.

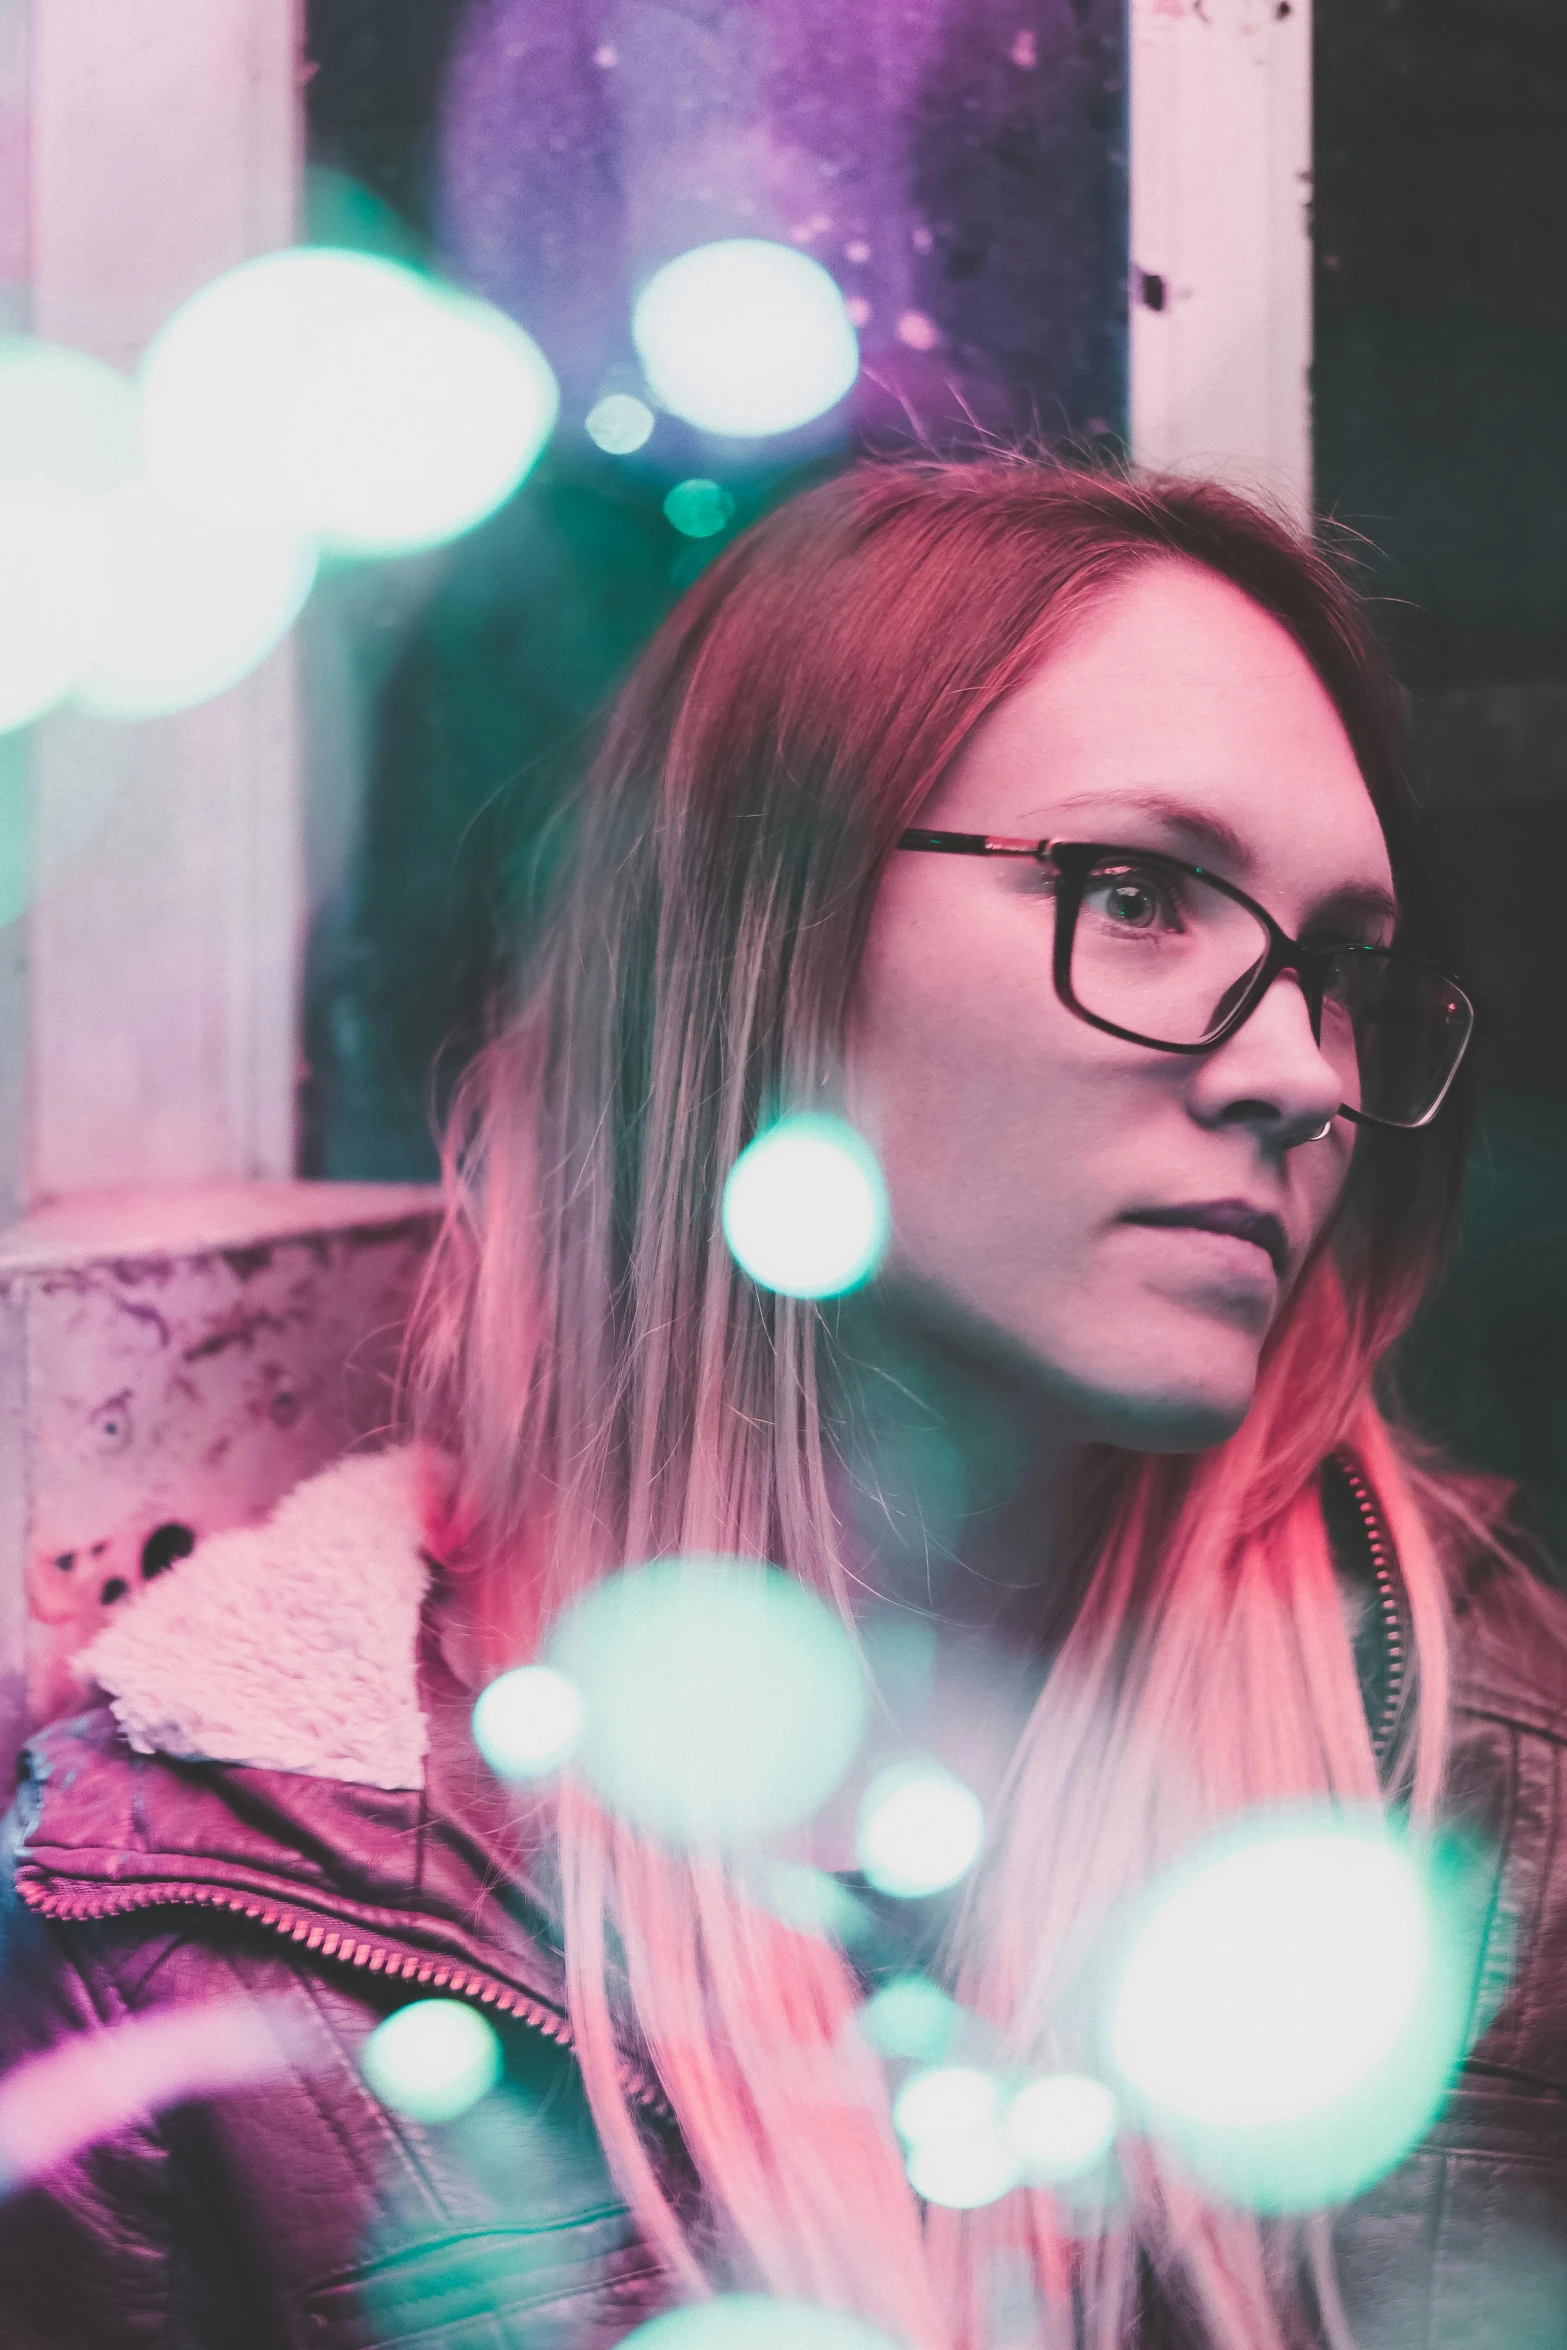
[847,913,1126,1310]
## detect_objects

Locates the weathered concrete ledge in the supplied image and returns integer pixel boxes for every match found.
[0,1180,442,1758]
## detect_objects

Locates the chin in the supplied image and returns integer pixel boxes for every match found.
[1095,1387,1254,1453]
[1049,1340,1262,1454]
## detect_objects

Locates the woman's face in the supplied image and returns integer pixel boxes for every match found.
[848,560,1396,1451]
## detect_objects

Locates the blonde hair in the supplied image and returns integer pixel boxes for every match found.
[413,460,1488,2349]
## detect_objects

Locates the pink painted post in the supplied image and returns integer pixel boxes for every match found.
[0,8,447,1756]
[1129,0,1314,519]
[23,0,303,1200]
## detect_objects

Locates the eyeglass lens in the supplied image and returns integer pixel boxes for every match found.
[1069,857,1469,1126]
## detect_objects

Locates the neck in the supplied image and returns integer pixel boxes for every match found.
[831,1279,1091,1648]
[791,1285,1099,1869]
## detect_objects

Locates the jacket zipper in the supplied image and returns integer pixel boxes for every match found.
[18,1872,672,2118]
[1330,1449,1408,1765]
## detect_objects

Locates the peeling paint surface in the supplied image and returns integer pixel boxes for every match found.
[0,1186,440,1737]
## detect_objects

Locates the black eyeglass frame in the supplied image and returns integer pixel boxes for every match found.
[896,829,1476,1133]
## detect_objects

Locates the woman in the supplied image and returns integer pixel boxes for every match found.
[2,459,1565,2350]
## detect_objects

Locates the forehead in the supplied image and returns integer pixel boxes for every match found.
[932,560,1394,919]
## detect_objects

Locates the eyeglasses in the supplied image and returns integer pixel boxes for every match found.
[897,831,1475,1132]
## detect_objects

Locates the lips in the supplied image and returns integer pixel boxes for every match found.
[1121,1200,1288,1275]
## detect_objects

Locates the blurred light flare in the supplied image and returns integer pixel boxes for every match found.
[893,2063,998,2145]
[1005,2072,1117,2184]
[586,391,655,453]
[287,288,558,555]
[890,2058,1115,2207]
[0,483,102,731]
[359,1999,502,2125]
[893,2067,1020,2207]
[763,1861,871,1944]
[1108,1807,1479,2209]
[905,2127,1020,2209]
[632,239,860,438]
[857,1758,984,1897]
[71,481,316,720]
[722,1114,889,1299]
[140,248,557,555]
[0,246,562,734]
[0,1996,303,2196]
[549,1556,868,1846]
[0,344,139,733]
[0,340,140,497]
[472,1663,583,1781]
[857,1974,961,2062]
[663,477,735,538]
[141,249,422,526]
[620,2297,905,2350]
[1112,1819,1426,2129]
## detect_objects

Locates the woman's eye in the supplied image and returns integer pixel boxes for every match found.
[1104,883,1157,926]
[1086,869,1180,930]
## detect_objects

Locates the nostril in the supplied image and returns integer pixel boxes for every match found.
[140,1522,196,1580]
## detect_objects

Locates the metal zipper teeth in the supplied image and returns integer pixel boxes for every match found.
[1331,1450,1408,1763]
[18,1874,671,2118]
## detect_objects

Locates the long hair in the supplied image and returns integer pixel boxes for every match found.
[412,460,1490,2350]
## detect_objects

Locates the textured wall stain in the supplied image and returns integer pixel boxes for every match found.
[439,0,1127,445]
[12,1210,439,1730]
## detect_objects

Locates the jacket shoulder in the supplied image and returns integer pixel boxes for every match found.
[1434,1545,1567,2113]
[1449,1550,1567,1743]
[0,1787,670,2349]
[0,1792,184,2345]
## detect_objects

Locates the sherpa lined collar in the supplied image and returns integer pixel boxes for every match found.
[85,1448,435,1793]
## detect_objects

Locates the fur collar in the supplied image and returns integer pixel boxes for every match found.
[85,1448,434,1793]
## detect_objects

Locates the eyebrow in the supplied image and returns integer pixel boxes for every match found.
[1038,788,1400,927]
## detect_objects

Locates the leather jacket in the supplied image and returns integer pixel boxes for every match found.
[1,1448,1566,2349]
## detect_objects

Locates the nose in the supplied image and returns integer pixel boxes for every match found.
[1188,968,1345,1149]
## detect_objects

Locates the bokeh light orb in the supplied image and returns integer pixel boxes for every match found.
[632,240,860,438]
[0,484,101,732]
[1112,1819,1426,2129]
[70,482,316,720]
[893,2067,1019,2208]
[763,1861,869,1945]
[663,478,734,539]
[359,1999,502,2125]
[141,249,558,555]
[893,2063,998,2146]
[0,340,140,497]
[857,1759,984,1897]
[858,1975,961,2062]
[586,391,655,453]
[286,285,558,555]
[550,1556,867,1846]
[141,250,428,525]
[620,2297,904,2350]
[722,1114,889,1299]
[472,1664,583,1782]
[1005,2073,1117,2184]
[1108,1808,1476,2210]
[0,344,143,733]
[905,2128,1020,2210]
